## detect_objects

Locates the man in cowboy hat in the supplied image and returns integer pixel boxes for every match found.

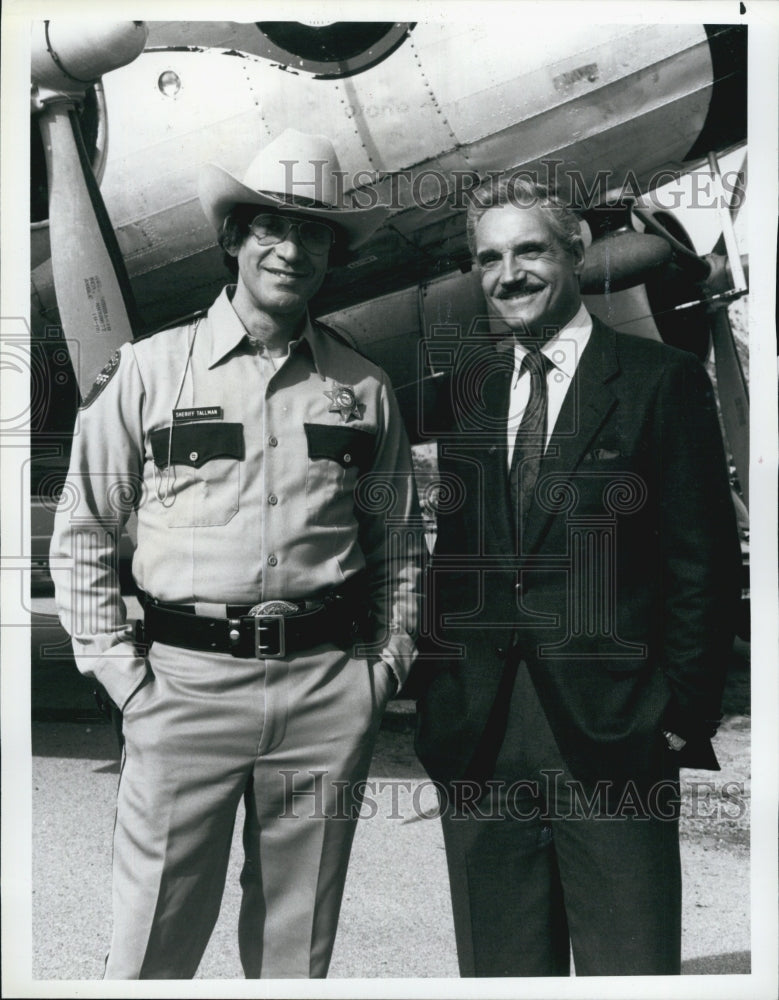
[51,129,422,979]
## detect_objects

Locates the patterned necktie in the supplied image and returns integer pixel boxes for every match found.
[509,349,552,523]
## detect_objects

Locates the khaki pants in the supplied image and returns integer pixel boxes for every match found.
[105,640,395,979]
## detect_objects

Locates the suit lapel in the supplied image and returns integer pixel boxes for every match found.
[521,319,620,555]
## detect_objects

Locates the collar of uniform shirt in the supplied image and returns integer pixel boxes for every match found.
[206,285,323,376]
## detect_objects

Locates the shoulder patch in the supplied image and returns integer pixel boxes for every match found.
[80,350,121,409]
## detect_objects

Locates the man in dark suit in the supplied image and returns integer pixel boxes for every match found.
[414,177,741,976]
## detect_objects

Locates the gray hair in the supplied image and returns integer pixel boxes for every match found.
[465,175,582,258]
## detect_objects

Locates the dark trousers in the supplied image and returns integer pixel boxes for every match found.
[440,661,682,977]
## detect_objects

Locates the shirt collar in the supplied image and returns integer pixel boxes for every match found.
[498,302,593,380]
[206,286,318,371]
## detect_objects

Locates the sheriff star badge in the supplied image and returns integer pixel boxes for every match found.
[325,384,364,422]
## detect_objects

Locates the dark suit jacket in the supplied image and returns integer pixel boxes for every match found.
[413,317,741,789]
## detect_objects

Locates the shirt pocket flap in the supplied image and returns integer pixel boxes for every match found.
[150,423,245,469]
[304,423,375,471]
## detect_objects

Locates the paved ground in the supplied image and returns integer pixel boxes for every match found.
[15,637,756,991]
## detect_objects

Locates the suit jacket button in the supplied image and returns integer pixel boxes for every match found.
[515,582,522,593]
[496,646,505,658]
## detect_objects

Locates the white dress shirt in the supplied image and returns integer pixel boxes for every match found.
[502,303,593,468]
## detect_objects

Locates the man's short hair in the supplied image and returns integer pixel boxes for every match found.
[218,204,349,277]
[466,175,582,258]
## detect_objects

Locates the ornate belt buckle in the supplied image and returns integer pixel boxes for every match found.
[249,600,299,659]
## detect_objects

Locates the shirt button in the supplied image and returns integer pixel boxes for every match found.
[268,494,278,505]
[267,554,278,566]
[268,436,278,447]
[189,451,198,462]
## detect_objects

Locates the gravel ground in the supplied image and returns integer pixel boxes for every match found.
[16,638,757,992]
[26,714,751,985]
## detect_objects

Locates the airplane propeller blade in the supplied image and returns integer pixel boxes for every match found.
[725,151,747,224]
[32,20,148,396]
[708,151,747,287]
[37,105,142,394]
[709,306,749,507]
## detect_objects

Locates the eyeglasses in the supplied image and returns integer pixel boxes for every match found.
[248,213,335,255]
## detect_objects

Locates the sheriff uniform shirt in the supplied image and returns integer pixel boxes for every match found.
[50,287,422,710]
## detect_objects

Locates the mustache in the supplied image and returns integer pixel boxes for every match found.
[495,279,545,299]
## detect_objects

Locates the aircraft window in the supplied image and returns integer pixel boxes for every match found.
[158,70,181,97]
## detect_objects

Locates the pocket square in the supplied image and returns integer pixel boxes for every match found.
[585,447,622,462]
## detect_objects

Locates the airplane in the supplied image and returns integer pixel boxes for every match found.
[27,18,750,680]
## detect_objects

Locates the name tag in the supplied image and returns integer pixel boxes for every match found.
[173,407,224,422]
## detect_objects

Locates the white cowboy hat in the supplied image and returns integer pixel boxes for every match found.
[198,128,387,250]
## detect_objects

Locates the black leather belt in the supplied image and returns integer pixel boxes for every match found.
[138,583,366,659]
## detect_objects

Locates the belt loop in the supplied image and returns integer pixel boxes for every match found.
[134,617,149,653]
